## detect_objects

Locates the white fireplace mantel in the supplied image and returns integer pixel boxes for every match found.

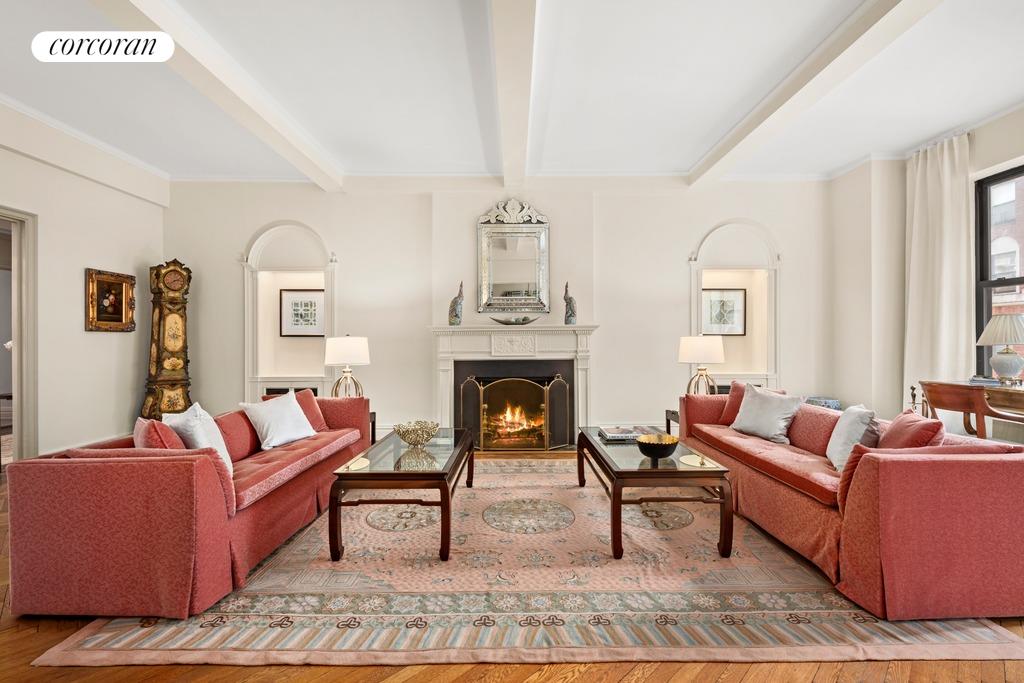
[430,324,598,429]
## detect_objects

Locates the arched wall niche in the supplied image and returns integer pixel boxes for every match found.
[689,219,781,389]
[242,221,337,401]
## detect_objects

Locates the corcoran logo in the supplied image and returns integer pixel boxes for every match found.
[31,31,174,62]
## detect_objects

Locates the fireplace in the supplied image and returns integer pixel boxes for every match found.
[454,360,573,451]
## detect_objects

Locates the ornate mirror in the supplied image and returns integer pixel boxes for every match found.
[477,199,550,313]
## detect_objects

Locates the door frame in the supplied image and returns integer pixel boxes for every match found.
[0,206,38,460]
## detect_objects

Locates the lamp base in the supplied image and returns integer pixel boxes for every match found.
[991,346,1024,385]
[331,366,364,397]
[686,367,718,395]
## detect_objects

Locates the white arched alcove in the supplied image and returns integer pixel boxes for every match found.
[689,219,781,389]
[242,221,337,401]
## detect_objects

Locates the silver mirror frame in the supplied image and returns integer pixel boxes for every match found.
[477,199,550,313]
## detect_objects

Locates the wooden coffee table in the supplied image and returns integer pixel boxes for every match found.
[577,427,732,559]
[329,428,474,562]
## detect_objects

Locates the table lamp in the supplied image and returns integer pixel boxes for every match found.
[325,335,370,397]
[976,314,1024,384]
[678,335,725,394]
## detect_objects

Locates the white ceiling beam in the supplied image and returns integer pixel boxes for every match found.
[688,0,942,187]
[92,0,346,191]
[490,0,537,190]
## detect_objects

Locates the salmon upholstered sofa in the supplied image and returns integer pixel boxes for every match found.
[7,394,370,619]
[681,384,1024,621]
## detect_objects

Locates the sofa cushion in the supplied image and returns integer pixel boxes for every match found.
[731,384,803,444]
[824,405,879,470]
[133,418,186,450]
[261,389,329,432]
[837,442,1024,514]
[240,390,316,449]
[692,424,840,507]
[232,428,361,510]
[788,403,842,456]
[877,409,945,449]
[58,447,236,517]
[215,410,262,462]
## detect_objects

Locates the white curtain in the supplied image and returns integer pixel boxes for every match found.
[903,133,974,396]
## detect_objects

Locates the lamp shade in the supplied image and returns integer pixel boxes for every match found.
[678,335,724,364]
[325,336,370,366]
[977,315,1024,346]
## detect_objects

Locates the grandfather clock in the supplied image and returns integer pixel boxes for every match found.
[141,259,193,418]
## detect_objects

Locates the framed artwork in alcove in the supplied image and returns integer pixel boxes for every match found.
[701,288,746,336]
[280,289,325,337]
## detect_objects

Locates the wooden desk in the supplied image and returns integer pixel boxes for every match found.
[919,381,1024,439]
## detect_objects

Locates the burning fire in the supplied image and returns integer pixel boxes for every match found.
[495,402,540,434]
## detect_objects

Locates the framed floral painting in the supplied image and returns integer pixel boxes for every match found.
[280,289,325,337]
[85,268,136,332]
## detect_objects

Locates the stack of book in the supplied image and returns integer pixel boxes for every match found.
[598,426,663,443]
[968,375,1002,387]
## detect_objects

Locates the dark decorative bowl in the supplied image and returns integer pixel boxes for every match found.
[636,434,679,459]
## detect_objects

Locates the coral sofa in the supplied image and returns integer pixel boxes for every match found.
[681,388,1024,620]
[7,396,370,619]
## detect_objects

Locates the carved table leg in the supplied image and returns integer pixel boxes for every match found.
[577,445,586,487]
[439,483,452,561]
[611,481,624,559]
[329,480,345,561]
[718,478,734,558]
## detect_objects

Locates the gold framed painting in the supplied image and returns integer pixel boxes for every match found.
[85,268,136,332]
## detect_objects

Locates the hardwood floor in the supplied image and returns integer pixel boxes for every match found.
[2,462,1023,682]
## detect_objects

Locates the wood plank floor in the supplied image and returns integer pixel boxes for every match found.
[2,458,1023,682]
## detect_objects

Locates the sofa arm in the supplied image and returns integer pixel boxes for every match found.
[7,454,231,618]
[838,452,1024,620]
[679,394,728,437]
[317,396,371,451]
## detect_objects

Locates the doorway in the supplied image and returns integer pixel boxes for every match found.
[0,219,11,466]
[0,207,38,465]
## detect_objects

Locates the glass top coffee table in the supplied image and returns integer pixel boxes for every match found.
[576,427,733,559]
[329,428,474,562]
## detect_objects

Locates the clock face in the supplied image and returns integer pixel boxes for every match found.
[162,270,186,291]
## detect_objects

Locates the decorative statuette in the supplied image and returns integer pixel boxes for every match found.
[563,282,577,325]
[448,281,464,326]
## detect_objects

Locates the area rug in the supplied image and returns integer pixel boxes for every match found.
[37,459,1024,665]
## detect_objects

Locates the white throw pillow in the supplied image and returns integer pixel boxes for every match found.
[162,402,233,475]
[825,404,880,471]
[239,390,316,450]
[730,384,803,444]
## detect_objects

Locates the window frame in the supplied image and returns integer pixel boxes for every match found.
[975,163,1024,375]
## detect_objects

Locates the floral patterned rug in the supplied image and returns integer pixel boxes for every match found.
[37,459,1024,665]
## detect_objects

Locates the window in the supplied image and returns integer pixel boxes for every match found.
[976,164,1024,374]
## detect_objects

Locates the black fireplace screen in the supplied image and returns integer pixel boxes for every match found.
[457,374,571,450]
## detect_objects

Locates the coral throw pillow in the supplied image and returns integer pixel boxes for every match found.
[261,388,329,432]
[720,381,747,425]
[877,409,945,449]
[837,441,1023,512]
[133,418,186,450]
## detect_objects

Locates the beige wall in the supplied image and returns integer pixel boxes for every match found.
[701,269,770,375]
[256,270,326,377]
[166,179,831,427]
[972,106,1024,176]
[825,159,907,418]
[0,147,164,453]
